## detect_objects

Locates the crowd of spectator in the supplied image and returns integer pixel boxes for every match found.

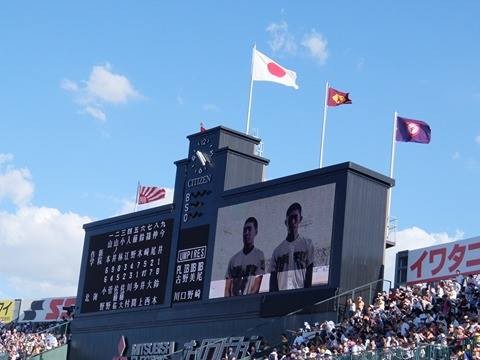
[0,322,68,359]
[263,273,480,359]
[3,274,480,359]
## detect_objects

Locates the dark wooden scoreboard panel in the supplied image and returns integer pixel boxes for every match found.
[80,218,173,313]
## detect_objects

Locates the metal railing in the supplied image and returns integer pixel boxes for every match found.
[240,336,479,360]
[26,321,71,359]
[280,278,391,325]
[334,279,392,322]
[281,278,391,320]
[327,338,479,360]
[37,320,71,338]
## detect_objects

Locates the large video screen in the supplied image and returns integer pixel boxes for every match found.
[81,219,173,313]
[209,183,335,299]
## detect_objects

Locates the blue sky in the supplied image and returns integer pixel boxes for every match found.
[0,2,479,298]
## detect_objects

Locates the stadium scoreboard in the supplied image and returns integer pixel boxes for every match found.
[71,126,394,360]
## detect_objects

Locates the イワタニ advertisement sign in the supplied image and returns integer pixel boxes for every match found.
[18,297,76,322]
[407,236,480,284]
[0,299,17,324]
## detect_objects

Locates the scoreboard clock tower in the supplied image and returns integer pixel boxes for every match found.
[189,134,215,176]
[171,127,268,303]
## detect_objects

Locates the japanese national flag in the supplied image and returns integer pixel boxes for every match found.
[252,48,299,90]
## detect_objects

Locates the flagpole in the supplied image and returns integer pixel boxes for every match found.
[385,111,398,243]
[245,44,256,135]
[134,181,140,212]
[319,81,329,168]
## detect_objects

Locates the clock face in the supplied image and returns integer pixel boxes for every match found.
[190,136,214,174]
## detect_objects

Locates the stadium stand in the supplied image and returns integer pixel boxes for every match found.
[2,275,480,359]
[258,276,480,359]
[0,321,69,360]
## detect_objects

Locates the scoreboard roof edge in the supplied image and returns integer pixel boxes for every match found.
[83,203,174,230]
[222,161,394,198]
[347,162,395,187]
[187,126,261,145]
[175,147,270,166]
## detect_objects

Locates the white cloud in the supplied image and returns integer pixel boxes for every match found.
[86,64,139,104]
[265,23,329,66]
[384,226,463,284]
[0,155,92,298]
[475,135,480,144]
[116,188,174,215]
[0,154,34,206]
[84,105,106,122]
[301,30,329,65]
[202,104,220,112]
[0,206,91,298]
[266,21,297,54]
[61,63,141,122]
[452,151,461,160]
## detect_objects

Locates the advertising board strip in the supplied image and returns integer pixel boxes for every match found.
[407,236,480,284]
[0,299,16,324]
[18,297,76,322]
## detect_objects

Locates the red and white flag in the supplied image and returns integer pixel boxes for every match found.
[252,48,299,89]
[137,186,166,204]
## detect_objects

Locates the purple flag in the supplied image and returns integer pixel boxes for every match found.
[396,117,431,144]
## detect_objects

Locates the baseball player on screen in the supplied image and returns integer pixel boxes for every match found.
[269,202,314,291]
[224,217,265,296]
